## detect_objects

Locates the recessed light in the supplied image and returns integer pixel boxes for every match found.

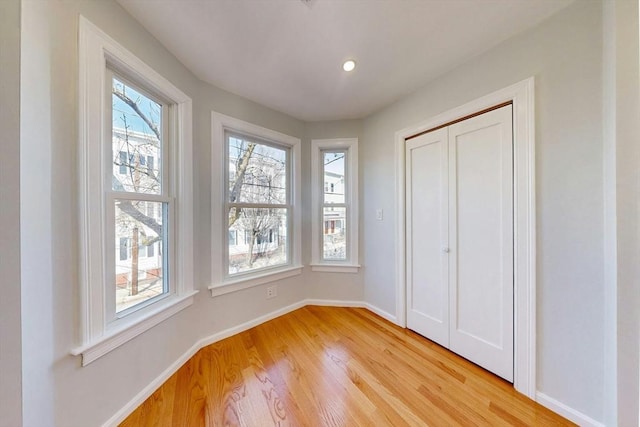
[342,60,356,72]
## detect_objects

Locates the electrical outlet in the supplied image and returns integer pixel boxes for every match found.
[266,285,277,299]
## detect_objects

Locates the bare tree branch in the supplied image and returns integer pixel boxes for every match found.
[112,175,162,236]
[118,200,162,236]
[111,84,164,237]
[228,142,256,227]
[113,88,161,140]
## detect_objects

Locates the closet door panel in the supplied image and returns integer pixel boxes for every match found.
[448,105,513,381]
[405,128,449,348]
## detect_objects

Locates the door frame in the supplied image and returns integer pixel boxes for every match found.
[394,77,536,398]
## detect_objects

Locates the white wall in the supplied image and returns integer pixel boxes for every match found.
[20,1,55,424]
[361,1,606,423]
[0,0,22,425]
[601,2,617,424]
[609,0,640,425]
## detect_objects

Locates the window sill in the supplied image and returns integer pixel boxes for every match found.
[71,290,198,366]
[310,263,361,273]
[209,265,304,297]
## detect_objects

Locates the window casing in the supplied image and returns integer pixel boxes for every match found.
[311,138,359,273]
[210,112,302,297]
[74,17,195,366]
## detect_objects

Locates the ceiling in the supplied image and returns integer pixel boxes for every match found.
[117,0,574,122]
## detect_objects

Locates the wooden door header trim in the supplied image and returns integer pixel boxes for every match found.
[406,101,513,141]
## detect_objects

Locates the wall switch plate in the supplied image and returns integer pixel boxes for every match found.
[376,209,384,221]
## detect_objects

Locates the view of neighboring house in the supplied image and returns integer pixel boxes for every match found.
[227,134,289,274]
[112,127,165,312]
[323,153,346,260]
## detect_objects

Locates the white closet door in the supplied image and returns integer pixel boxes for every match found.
[448,105,513,381]
[405,128,449,348]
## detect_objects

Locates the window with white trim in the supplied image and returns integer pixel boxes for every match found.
[210,113,302,297]
[311,138,359,273]
[109,74,169,316]
[226,132,290,275]
[74,17,195,366]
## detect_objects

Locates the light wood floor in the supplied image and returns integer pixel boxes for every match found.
[120,306,573,426]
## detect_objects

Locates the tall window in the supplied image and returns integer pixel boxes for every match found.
[322,151,347,260]
[226,133,290,276]
[210,112,302,297]
[311,138,359,273]
[109,75,168,315]
[75,17,194,366]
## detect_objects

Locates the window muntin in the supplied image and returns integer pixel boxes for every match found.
[226,132,290,276]
[107,73,171,316]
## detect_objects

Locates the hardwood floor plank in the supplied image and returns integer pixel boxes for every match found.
[249,328,309,425]
[307,307,485,424]
[282,312,379,419]
[327,307,564,426]
[272,315,374,426]
[120,306,575,427]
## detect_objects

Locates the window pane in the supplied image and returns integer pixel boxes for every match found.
[115,199,166,313]
[228,207,287,274]
[323,151,345,204]
[228,134,287,204]
[323,207,347,260]
[112,77,162,195]
[119,151,127,174]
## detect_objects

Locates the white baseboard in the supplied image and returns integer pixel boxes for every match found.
[102,339,202,427]
[102,300,306,427]
[363,303,398,324]
[305,298,365,307]
[304,299,398,325]
[536,392,605,427]
[197,300,307,349]
[103,299,396,426]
